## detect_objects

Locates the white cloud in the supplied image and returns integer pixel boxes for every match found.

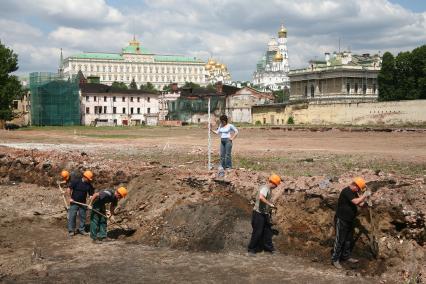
[1,0,425,80]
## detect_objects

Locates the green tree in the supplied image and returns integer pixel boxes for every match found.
[0,41,23,128]
[206,83,216,91]
[140,82,157,92]
[111,81,128,90]
[162,84,171,92]
[183,81,201,89]
[410,45,426,99]
[377,52,395,101]
[273,87,290,103]
[129,78,137,90]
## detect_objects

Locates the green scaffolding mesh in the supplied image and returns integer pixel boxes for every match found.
[167,95,226,122]
[30,72,80,126]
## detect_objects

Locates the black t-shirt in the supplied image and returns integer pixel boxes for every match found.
[97,189,118,207]
[336,187,358,222]
[70,179,94,203]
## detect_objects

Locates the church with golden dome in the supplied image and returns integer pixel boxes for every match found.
[204,58,232,84]
[252,24,290,91]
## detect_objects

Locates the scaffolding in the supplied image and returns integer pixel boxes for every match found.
[30,72,80,126]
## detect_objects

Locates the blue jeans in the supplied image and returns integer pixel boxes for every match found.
[68,203,87,233]
[220,138,233,169]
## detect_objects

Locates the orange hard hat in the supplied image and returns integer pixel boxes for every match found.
[83,170,93,181]
[353,177,366,191]
[61,170,70,181]
[269,174,282,186]
[117,187,127,198]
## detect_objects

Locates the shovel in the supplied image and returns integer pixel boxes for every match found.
[368,206,379,258]
[57,182,69,211]
[70,200,127,230]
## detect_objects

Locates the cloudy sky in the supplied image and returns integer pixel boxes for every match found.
[1,0,425,80]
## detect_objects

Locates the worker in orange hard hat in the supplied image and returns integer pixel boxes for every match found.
[88,186,128,243]
[67,170,94,237]
[331,177,372,269]
[248,174,282,256]
[61,170,70,182]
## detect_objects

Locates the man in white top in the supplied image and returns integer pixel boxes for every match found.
[212,114,238,169]
[248,174,282,256]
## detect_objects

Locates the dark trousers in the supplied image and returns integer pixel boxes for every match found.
[68,203,86,233]
[90,201,107,240]
[220,138,233,169]
[331,217,355,262]
[248,211,274,253]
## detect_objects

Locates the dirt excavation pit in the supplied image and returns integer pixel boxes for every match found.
[0,149,425,283]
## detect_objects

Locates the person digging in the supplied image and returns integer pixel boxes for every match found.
[331,177,372,269]
[67,170,95,237]
[88,187,127,243]
[248,174,282,256]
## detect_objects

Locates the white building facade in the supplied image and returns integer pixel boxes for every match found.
[252,25,290,91]
[80,84,159,126]
[63,37,207,91]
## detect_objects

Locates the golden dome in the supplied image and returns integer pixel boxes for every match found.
[209,59,216,65]
[205,64,212,70]
[278,24,287,38]
[274,51,283,62]
[215,63,222,68]
[220,64,226,70]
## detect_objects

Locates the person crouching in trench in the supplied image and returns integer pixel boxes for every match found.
[248,174,282,256]
[88,187,127,243]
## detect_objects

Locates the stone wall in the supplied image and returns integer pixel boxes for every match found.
[252,100,426,126]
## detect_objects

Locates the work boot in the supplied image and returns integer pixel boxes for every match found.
[346,258,359,264]
[78,230,89,236]
[68,232,75,238]
[248,251,256,257]
[332,261,343,269]
[92,239,102,244]
[99,237,114,243]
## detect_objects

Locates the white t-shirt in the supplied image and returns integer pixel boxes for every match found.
[217,124,238,139]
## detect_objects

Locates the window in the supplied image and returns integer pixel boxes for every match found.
[373,84,377,94]
[122,97,125,102]
[12,100,18,110]
[113,96,116,102]
[94,96,97,102]
[304,85,308,97]
[310,85,315,98]
[147,107,151,114]
[354,83,358,94]
[363,84,367,94]
[147,97,150,103]
[137,97,140,102]
[86,107,90,114]
[197,118,200,123]
[98,106,102,114]
[122,107,126,114]
[263,117,266,124]
[131,107,134,114]
[346,83,350,94]
[137,107,140,114]
[104,96,107,102]
[86,96,89,102]
[130,97,134,102]
[113,107,116,114]
[104,106,107,113]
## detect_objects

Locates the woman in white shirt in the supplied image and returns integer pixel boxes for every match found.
[212,115,238,169]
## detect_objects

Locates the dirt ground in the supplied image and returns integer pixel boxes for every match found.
[0,126,425,283]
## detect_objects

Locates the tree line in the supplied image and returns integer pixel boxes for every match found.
[378,44,426,101]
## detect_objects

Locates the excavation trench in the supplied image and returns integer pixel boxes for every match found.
[0,148,425,282]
